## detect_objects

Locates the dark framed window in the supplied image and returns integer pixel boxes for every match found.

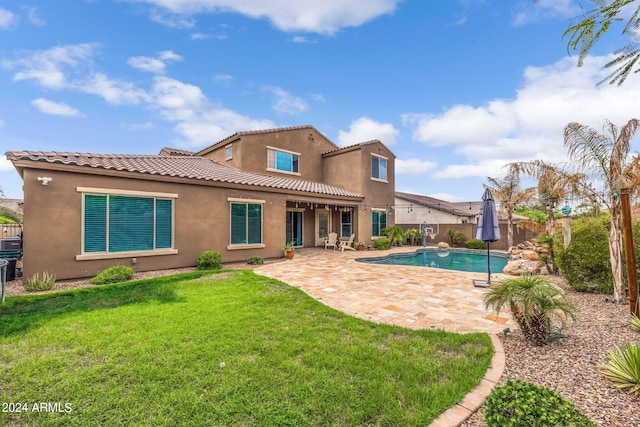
[230,202,263,245]
[341,210,352,237]
[371,155,387,181]
[83,194,173,253]
[267,148,299,173]
[372,209,387,237]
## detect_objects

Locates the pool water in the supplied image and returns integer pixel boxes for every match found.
[356,248,509,274]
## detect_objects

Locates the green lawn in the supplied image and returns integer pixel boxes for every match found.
[0,270,493,426]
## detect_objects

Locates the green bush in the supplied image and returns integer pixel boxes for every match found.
[373,237,390,250]
[0,216,16,224]
[91,265,134,285]
[197,250,222,270]
[483,380,595,427]
[446,229,466,247]
[247,257,264,265]
[554,215,613,293]
[24,272,56,292]
[600,343,640,395]
[0,206,22,223]
[465,238,487,250]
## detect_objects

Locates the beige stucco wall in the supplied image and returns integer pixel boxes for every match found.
[394,197,477,225]
[202,128,337,183]
[20,168,294,280]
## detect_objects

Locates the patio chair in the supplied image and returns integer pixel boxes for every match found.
[339,234,356,251]
[324,232,338,250]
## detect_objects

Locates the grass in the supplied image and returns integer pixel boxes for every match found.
[0,270,493,426]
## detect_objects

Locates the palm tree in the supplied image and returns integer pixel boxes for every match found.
[508,160,584,237]
[564,118,640,304]
[484,274,577,346]
[485,168,536,249]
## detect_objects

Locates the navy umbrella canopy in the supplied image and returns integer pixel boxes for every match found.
[474,188,501,287]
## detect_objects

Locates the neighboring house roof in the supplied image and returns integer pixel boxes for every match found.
[6,151,364,199]
[395,191,527,220]
[196,125,339,156]
[395,191,479,216]
[0,198,23,213]
[158,147,195,156]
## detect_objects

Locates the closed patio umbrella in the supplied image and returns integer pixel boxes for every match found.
[473,188,501,287]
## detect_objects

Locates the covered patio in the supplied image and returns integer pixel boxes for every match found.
[255,246,514,334]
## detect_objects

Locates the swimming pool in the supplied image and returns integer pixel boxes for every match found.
[356,248,510,274]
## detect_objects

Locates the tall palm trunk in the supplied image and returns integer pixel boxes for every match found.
[507,214,514,249]
[609,213,625,304]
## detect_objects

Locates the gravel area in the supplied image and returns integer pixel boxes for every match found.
[3,265,639,426]
[462,277,640,427]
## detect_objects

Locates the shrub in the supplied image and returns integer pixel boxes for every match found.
[0,206,22,223]
[465,238,487,250]
[483,380,596,427]
[374,237,390,250]
[197,250,222,270]
[247,257,264,265]
[404,228,421,245]
[554,215,613,293]
[483,274,576,346]
[600,344,640,395]
[631,314,640,332]
[381,225,405,246]
[24,272,56,292]
[91,265,134,285]
[446,229,465,247]
[0,216,16,224]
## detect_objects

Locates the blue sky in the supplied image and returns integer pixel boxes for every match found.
[1,0,639,202]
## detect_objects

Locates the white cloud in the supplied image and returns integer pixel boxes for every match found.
[337,117,398,146]
[121,122,155,131]
[0,155,14,172]
[3,43,275,148]
[512,0,578,26]
[213,73,233,84]
[402,54,640,180]
[150,76,274,146]
[80,73,150,105]
[291,36,316,43]
[31,98,85,117]
[149,10,195,28]
[0,7,18,30]
[395,158,437,175]
[262,85,308,114]
[133,0,402,34]
[23,6,46,26]
[3,43,98,89]
[128,50,182,74]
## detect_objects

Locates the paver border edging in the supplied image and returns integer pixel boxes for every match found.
[428,333,504,427]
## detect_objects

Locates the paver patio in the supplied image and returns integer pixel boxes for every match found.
[256,246,514,334]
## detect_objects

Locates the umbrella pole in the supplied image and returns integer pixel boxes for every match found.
[486,242,491,284]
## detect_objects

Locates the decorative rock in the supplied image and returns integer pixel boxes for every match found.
[522,250,540,261]
[437,241,450,249]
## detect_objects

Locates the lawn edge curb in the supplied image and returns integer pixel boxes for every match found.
[428,333,504,427]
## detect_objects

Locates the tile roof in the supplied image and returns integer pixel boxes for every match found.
[196,125,338,156]
[322,139,395,156]
[6,151,363,198]
[158,147,195,156]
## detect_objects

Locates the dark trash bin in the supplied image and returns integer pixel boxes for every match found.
[3,259,16,282]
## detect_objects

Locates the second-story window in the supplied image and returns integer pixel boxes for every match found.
[371,154,387,181]
[267,147,300,174]
[225,145,232,160]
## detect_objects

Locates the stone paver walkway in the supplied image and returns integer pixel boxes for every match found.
[255,246,513,333]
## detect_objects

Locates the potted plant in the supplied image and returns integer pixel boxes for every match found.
[356,242,365,251]
[283,241,295,259]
